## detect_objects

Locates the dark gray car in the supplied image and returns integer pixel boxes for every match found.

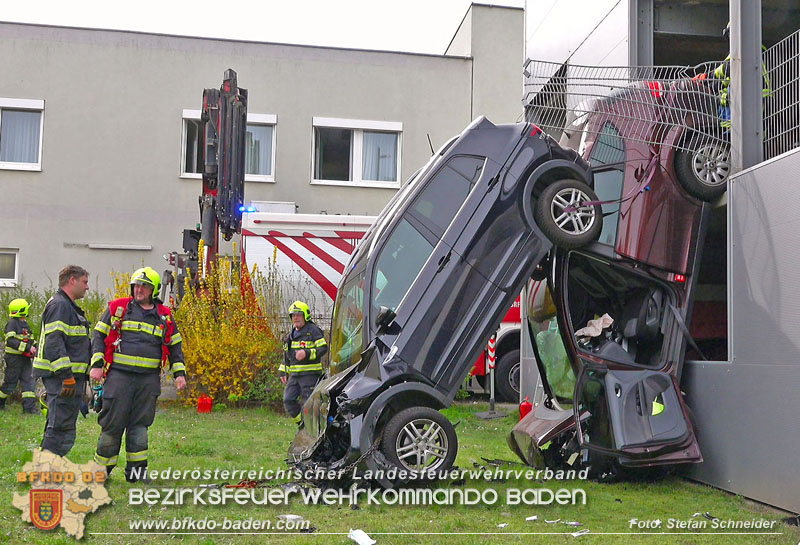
[288,117,601,486]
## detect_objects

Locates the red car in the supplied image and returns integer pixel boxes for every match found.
[509,77,726,475]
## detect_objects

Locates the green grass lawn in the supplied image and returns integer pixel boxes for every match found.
[0,400,796,544]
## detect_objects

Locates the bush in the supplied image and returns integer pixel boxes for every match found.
[174,249,283,406]
[0,273,122,341]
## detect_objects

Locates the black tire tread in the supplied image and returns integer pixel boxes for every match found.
[495,349,521,403]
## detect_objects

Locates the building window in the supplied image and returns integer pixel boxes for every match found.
[312,117,402,188]
[244,114,276,182]
[0,249,18,287]
[181,110,276,182]
[0,98,44,171]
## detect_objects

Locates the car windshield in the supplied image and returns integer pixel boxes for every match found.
[328,257,368,375]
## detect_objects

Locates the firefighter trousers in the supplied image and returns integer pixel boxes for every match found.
[283,372,321,421]
[0,354,37,411]
[41,374,87,456]
[94,369,160,474]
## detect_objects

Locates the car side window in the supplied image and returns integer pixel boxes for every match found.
[588,122,625,246]
[372,218,435,313]
[593,168,624,246]
[411,155,486,237]
[590,122,625,166]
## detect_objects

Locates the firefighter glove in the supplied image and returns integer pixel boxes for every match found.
[60,377,77,398]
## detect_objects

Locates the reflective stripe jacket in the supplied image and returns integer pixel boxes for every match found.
[714,52,771,107]
[33,289,91,379]
[279,321,327,376]
[4,317,36,357]
[91,300,186,377]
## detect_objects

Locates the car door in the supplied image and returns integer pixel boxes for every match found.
[551,250,702,465]
[573,364,701,465]
[373,153,509,397]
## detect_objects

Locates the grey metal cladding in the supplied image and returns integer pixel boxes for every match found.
[730,148,800,364]
[684,147,800,514]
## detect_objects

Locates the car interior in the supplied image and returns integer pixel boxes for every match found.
[566,252,668,367]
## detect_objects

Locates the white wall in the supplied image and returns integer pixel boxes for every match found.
[526,0,630,72]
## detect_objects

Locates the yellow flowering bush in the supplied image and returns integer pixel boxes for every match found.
[175,247,283,406]
[107,270,132,300]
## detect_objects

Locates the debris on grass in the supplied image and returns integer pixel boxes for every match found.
[525,515,538,521]
[348,528,376,545]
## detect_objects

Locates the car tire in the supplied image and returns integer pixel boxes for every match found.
[495,349,521,403]
[381,407,458,476]
[535,179,603,249]
[674,134,730,201]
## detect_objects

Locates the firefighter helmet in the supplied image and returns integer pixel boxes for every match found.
[288,301,311,321]
[130,267,161,299]
[9,298,30,317]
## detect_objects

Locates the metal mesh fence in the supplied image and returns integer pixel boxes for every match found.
[524,28,800,163]
[523,60,728,156]
[764,28,800,160]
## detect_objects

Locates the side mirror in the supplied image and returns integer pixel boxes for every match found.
[375,306,396,331]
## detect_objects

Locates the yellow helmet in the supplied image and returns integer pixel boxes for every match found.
[130,267,161,299]
[9,298,30,317]
[288,301,311,321]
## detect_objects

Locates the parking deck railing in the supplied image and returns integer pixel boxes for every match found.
[763,28,800,160]
[523,27,800,163]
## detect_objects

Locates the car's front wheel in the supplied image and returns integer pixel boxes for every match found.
[674,134,730,201]
[381,407,458,476]
[535,179,603,249]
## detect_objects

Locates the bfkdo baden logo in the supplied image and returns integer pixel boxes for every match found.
[30,489,63,530]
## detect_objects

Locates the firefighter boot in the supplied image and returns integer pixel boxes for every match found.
[0,396,6,410]
[125,462,150,484]
[22,393,40,414]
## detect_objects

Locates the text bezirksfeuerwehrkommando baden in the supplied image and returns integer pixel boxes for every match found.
[129,485,587,506]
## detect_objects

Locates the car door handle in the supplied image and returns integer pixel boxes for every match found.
[437,250,452,272]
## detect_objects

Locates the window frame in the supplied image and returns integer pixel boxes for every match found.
[0,98,45,172]
[180,109,277,182]
[0,248,19,287]
[311,117,402,189]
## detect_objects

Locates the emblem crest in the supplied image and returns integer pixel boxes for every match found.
[30,489,62,530]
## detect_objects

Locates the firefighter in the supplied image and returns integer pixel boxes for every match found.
[33,265,92,456]
[714,22,771,130]
[89,267,186,482]
[280,301,327,427]
[1,298,39,413]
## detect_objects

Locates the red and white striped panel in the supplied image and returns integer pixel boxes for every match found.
[242,229,365,301]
